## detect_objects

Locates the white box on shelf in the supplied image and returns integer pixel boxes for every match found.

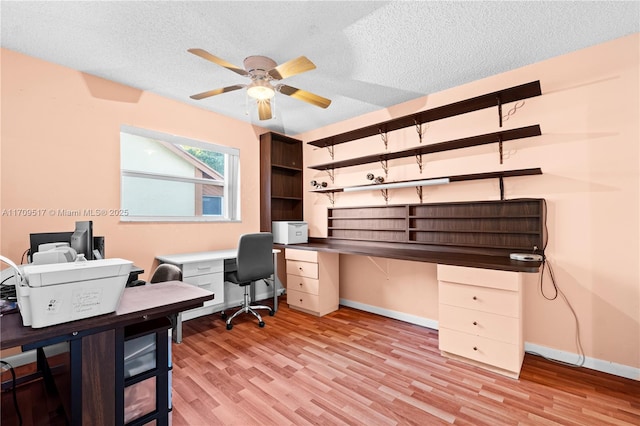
[272,221,308,244]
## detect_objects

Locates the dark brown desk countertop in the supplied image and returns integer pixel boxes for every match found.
[0,281,214,350]
[277,238,542,273]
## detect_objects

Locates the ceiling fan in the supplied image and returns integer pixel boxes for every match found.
[188,48,331,120]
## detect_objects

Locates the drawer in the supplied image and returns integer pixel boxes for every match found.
[286,260,319,279]
[286,274,320,296]
[184,272,223,305]
[437,264,521,291]
[285,248,318,262]
[439,281,520,317]
[182,260,223,278]
[439,327,522,373]
[287,288,320,312]
[438,304,520,344]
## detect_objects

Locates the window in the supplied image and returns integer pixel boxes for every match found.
[120,125,240,222]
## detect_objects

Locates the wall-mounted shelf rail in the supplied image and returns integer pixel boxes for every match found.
[307,81,542,148]
[308,125,541,171]
[311,167,541,202]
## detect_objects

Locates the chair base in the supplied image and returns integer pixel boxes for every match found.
[223,286,274,330]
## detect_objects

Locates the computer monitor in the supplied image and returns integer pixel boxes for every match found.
[29,231,73,263]
[70,220,94,260]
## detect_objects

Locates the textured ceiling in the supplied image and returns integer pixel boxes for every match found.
[2,1,638,136]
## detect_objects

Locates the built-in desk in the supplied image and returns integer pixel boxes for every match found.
[156,249,281,342]
[0,281,213,425]
[284,238,543,273]
[278,238,540,378]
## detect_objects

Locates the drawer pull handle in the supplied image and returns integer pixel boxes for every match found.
[299,298,303,302]
[197,266,212,271]
[299,283,303,286]
[472,296,477,300]
[473,321,478,326]
[473,346,478,351]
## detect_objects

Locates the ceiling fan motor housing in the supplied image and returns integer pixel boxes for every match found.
[243,56,278,76]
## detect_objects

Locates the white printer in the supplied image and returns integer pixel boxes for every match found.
[272,221,308,244]
[13,258,133,328]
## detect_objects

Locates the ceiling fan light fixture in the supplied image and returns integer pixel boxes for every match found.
[247,80,275,100]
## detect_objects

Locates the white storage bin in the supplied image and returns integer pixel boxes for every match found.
[272,221,308,244]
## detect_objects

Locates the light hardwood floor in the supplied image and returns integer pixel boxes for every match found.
[171,298,640,426]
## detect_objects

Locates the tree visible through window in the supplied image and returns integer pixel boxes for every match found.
[120,125,240,222]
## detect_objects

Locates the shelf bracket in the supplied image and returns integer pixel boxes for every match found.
[366,256,389,280]
[379,128,388,150]
[325,168,335,183]
[416,153,424,173]
[326,143,335,160]
[324,192,335,206]
[381,188,389,204]
[498,134,504,164]
[497,95,503,128]
[499,176,505,200]
[414,118,424,144]
[380,159,389,179]
[416,186,423,203]
[502,100,526,123]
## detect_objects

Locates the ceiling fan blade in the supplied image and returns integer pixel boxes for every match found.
[188,48,249,77]
[190,84,245,100]
[268,56,316,80]
[257,99,272,120]
[278,85,331,109]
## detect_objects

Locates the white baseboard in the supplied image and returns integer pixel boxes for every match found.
[339,298,439,330]
[524,342,639,381]
[339,298,639,381]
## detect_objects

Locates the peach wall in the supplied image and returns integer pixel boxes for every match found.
[298,34,640,372]
[1,48,268,277]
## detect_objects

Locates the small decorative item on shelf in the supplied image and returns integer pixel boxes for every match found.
[310,180,328,190]
[367,173,384,184]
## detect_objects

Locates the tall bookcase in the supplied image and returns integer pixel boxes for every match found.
[259,132,304,232]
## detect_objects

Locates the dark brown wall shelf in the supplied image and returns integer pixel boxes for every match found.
[309,125,541,171]
[307,81,542,148]
[260,132,304,232]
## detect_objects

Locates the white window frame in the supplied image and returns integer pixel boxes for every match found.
[120,125,241,222]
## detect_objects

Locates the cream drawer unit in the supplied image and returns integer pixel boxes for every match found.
[437,264,524,378]
[285,248,339,316]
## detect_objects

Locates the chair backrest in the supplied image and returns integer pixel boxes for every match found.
[235,232,274,283]
[149,263,183,283]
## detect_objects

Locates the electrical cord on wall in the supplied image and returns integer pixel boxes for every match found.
[0,360,23,426]
[526,199,586,367]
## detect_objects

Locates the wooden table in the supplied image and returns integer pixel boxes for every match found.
[0,281,213,425]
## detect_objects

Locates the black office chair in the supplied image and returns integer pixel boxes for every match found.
[149,264,183,341]
[222,232,275,330]
[149,264,183,284]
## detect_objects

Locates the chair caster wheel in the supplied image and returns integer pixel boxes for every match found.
[258,321,265,328]
[226,323,233,330]
[221,312,227,320]
[269,310,275,316]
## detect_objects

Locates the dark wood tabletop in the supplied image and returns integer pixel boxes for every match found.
[0,281,213,350]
